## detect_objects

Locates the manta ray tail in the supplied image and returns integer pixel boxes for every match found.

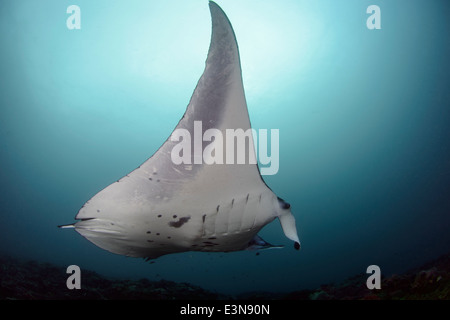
[58,223,75,229]
[246,235,284,251]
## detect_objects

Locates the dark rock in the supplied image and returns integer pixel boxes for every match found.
[1,252,450,300]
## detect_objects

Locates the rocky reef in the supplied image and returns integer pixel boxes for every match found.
[1,253,449,300]
[0,255,224,300]
[280,253,450,300]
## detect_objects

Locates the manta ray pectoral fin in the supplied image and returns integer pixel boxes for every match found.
[278,211,301,250]
[246,235,284,251]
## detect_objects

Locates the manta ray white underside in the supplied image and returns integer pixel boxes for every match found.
[60,1,300,260]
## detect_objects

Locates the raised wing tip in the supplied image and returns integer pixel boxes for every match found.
[208,1,219,9]
[208,1,231,24]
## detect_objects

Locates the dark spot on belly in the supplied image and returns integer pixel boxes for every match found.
[173,215,177,219]
[156,233,160,236]
[148,177,152,181]
[146,231,151,234]
[202,214,206,223]
[216,205,220,213]
[97,209,100,213]
[167,236,171,239]
[168,216,191,228]
[157,214,162,218]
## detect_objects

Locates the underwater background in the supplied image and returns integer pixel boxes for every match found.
[0,0,449,296]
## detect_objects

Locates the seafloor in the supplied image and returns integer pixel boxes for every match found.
[1,253,449,300]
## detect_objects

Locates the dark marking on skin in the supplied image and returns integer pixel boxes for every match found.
[246,194,249,203]
[153,172,157,175]
[167,236,171,239]
[203,241,219,246]
[216,205,220,213]
[173,215,177,219]
[156,233,160,236]
[147,240,154,243]
[97,209,100,213]
[278,197,291,210]
[146,231,151,234]
[156,179,160,182]
[110,223,114,226]
[157,214,162,218]
[231,198,234,207]
[208,237,217,240]
[259,194,262,203]
[294,242,301,250]
[148,177,152,181]
[169,216,191,228]
[202,214,206,223]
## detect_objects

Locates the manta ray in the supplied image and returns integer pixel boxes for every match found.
[60,1,300,260]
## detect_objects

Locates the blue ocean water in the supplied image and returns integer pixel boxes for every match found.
[0,0,449,295]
